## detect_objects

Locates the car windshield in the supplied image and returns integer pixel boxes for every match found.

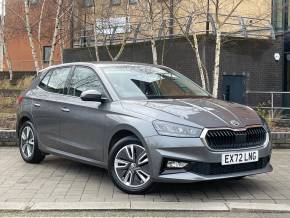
[102,65,211,100]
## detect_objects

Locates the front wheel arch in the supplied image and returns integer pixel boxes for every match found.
[105,125,149,163]
[108,135,155,194]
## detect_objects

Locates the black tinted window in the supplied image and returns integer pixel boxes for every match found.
[39,67,71,94]
[68,67,105,97]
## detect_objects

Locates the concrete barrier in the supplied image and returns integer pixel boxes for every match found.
[0,130,17,146]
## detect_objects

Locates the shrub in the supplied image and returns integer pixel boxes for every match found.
[0,77,34,90]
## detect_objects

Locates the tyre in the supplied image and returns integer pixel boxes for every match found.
[19,121,45,164]
[108,136,155,194]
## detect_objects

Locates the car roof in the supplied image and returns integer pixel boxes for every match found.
[39,61,165,73]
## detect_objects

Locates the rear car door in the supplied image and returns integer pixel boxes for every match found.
[31,67,72,150]
[58,66,107,162]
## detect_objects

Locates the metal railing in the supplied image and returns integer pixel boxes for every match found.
[73,13,274,48]
[247,91,290,120]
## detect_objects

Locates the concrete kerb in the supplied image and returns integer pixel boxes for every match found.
[1,202,290,213]
[226,202,290,213]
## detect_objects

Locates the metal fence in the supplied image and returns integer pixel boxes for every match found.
[74,13,274,48]
[246,91,290,127]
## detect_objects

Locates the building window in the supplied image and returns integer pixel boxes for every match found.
[273,0,284,31]
[111,0,121,5]
[43,46,51,64]
[30,0,39,5]
[96,17,130,35]
[129,0,137,4]
[84,0,93,7]
[272,0,289,31]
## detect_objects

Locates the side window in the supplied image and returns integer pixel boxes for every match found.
[39,70,53,90]
[68,67,105,97]
[39,67,71,94]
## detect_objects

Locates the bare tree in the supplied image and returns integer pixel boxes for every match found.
[175,0,249,97]
[0,17,13,80]
[163,0,210,91]
[49,0,63,66]
[134,0,168,64]
[37,0,46,69]
[92,0,100,61]
[98,0,131,61]
[211,0,245,98]
[23,0,40,73]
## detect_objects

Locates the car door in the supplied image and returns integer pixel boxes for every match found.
[32,67,72,150]
[58,66,107,162]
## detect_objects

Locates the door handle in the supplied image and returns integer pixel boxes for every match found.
[61,107,70,112]
[34,103,41,108]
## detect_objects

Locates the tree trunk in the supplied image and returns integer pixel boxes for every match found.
[147,0,158,65]
[93,26,100,61]
[49,0,63,66]
[3,40,13,81]
[37,0,46,69]
[23,0,40,73]
[192,32,209,91]
[92,0,100,61]
[212,29,221,98]
[151,38,158,65]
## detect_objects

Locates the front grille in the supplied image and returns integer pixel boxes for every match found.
[205,127,267,150]
[189,156,270,176]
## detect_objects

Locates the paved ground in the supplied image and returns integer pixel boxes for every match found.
[1,211,290,218]
[0,148,290,205]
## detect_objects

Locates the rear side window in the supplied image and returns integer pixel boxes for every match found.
[68,67,105,97]
[39,67,71,94]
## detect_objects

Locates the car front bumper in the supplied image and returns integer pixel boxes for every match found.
[144,134,272,183]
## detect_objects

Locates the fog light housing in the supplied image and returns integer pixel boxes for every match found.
[166,160,188,169]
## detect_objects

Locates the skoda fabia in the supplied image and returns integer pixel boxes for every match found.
[17,62,272,194]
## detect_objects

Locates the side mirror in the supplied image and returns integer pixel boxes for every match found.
[80,90,107,103]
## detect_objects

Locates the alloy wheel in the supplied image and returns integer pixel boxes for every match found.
[114,144,150,188]
[20,126,35,159]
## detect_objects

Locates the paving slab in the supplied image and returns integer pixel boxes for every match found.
[31,202,131,211]
[0,148,290,212]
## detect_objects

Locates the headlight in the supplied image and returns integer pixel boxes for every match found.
[153,120,202,138]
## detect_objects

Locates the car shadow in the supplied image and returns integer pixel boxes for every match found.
[42,155,269,197]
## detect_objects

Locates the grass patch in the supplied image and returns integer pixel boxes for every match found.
[0,95,17,129]
[0,77,34,90]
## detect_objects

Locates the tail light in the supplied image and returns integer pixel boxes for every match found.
[17,96,24,105]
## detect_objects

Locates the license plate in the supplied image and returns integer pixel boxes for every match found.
[222,150,258,165]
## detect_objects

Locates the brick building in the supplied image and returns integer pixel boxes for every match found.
[63,0,283,105]
[1,0,289,107]
[2,0,72,72]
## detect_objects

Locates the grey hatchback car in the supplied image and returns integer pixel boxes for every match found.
[17,62,272,194]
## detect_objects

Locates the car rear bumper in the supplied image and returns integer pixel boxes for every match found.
[144,135,272,183]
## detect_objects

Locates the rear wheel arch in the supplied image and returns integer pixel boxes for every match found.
[17,116,32,138]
